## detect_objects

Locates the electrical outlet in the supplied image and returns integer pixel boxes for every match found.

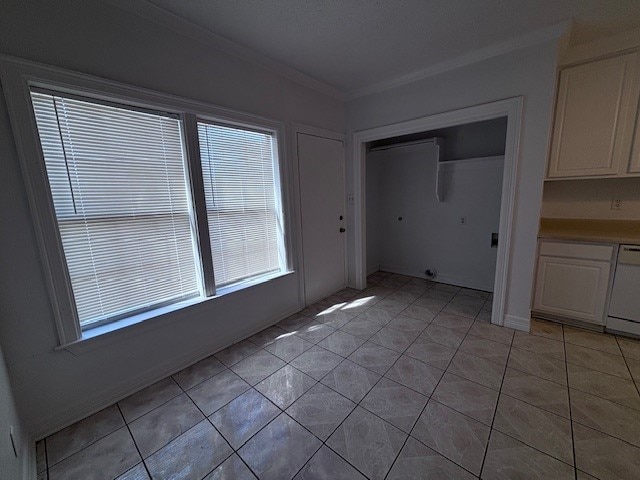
[459,216,466,224]
[9,425,18,458]
[611,199,623,210]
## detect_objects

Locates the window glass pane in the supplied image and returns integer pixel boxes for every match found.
[31,91,202,328]
[197,121,286,287]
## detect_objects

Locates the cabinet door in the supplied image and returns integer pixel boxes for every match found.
[533,256,611,324]
[629,110,640,174]
[548,53,640,179]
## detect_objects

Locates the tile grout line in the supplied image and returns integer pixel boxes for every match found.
[482,322,640,475]
[45,282,504,480]
[562,325,579,480]
[477,316,514,478]
[176,371,249,480]
[168,332,310,479]
[198,284,380,479]
[285,275,437,479]
[44,413,126,471]
[35,277,476,479]
[334,276,437,478]
[614,335,640,398]
[484,322,590,472]
[45,379,188,474]
[151,360,239,476]
[294,277,433,479]
[42,282,448,477]
[123,378,185,421]
[115,402,154,480]
[382,285,495,479]
[54,273,640,479]
[506,345,571,387]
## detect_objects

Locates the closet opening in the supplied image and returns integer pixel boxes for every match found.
[352,98,523,326]
[366,117,506,299]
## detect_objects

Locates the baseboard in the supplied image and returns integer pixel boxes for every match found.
[433,273,493,293]
[305,284,348,306]
[531,312,604,333]
[503,314,530,332]
[31,306,303,441]
[378,265,494,292]
[366,264,380,276]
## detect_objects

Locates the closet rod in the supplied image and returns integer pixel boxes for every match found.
[368,137,443,152]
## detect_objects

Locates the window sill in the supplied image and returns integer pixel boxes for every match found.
[214,270,291,296]
[59,270,294,356]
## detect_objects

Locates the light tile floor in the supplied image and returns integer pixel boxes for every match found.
[35,271,640,480]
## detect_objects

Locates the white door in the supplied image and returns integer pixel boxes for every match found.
[297,132,346,304]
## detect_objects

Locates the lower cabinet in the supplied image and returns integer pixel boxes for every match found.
[533,241,614,325]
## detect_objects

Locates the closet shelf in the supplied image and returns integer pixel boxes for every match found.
[437,154,504,202]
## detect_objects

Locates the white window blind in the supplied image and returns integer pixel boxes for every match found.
[197,121,286,287]
[30,91,202,328]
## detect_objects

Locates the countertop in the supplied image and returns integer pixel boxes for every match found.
[539,218,640,245]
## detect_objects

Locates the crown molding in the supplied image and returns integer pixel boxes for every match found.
[103,0,346,101]
[346,21,570,100]
[102,1,568,105]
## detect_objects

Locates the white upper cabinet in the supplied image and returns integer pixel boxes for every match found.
[548,52,640,179]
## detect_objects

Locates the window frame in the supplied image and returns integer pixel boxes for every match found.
[0,56,295,347]
[195,118,288,290]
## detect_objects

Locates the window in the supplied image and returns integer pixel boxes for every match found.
[19,79,289,338]
[198,122,286,287]
[31,91,202,329]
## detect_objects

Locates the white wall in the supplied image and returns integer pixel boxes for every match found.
[542,178,640,220]
[347,40,560,328]
[0,0,344,439]
[438,118,507,160]
[367,143,503,291]
[0,345,28,480]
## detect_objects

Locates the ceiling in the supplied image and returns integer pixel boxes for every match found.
[140,0,640,97]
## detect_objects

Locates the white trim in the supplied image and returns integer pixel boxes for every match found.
[0,55,298,347]
[348,22,569,99]
[352,97,523,327]
[104,0,345,101]
[292,123,347,306]
[504,314,530,331]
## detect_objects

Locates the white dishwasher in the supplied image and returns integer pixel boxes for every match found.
[607,245,640,337]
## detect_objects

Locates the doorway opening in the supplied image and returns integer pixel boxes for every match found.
[352,98,523,326]
[366,117,506,292]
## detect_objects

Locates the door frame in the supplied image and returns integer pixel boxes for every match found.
[293,123,347,306]
[351,97,523,327]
